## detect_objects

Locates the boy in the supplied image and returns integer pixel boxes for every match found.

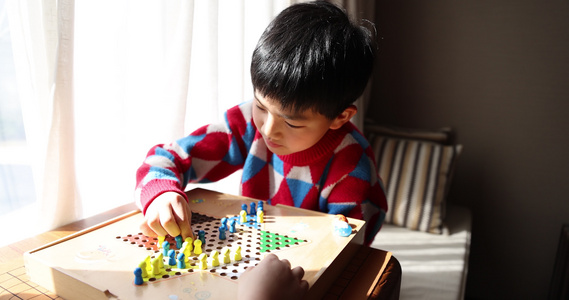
[135,1,387,248]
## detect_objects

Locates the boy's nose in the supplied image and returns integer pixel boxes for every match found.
[262,113,280,139]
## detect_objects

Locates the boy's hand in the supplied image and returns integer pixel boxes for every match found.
[238,254,309,300]
[139,192,194,239]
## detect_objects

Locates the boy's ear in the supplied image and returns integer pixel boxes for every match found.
[329,105,357,130]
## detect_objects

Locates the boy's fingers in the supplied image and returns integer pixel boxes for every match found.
[159,205,181,237]
[173,200,194,239]
[299,280,309,293]
[139,220,157,237]
[280,258,292,269]
[148,217,169,237]
[291,266,305,280]
[178,209,194,240]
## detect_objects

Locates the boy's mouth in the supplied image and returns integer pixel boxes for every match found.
[264,138,282,148]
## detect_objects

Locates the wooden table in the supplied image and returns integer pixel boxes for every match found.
[0,190,400,299]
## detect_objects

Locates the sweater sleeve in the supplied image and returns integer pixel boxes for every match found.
[319,130,388,245]
[134,101,253,214]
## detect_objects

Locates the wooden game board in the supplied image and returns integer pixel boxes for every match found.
[24,188,366,299]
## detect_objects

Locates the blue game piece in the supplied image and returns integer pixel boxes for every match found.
[175,235,183,249]
[228,219,236,233]
[134,267,144,285]
[198,230,206,244]
[162,241,170,256]
[220,217,228,231]
[241,203,247,212]
[219,226,226,240]
[168,249,176,266]
[334,221,352,237]
[250,202,256,216]
[258,201,264,210]
[177,253,186,269]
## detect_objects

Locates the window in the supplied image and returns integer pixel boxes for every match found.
[0,0,37,246]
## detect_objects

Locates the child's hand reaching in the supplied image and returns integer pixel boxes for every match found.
[139,192,194,239]
[238,254,309,300]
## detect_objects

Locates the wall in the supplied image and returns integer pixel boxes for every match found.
[369,1,569,299]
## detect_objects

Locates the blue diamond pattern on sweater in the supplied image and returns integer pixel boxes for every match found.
[223,135,244,165]
[349,155,371,181]
[145,166,178,184]
[242,122,256,151]
[154,147,176,161]
[270,155,284,176]
[327,203,357,215]
[242,155,267,183]
[176,134,206,152]
[286,178,312,207]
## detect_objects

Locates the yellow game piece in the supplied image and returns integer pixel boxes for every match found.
[185,237,194,252]
[151,256,161,275]
[193,239,203,255]
[257,210,264,223]
[209,250,220,267]
[138,258,149,277]
[239,210,247,224]
[180,242,191,262]
[232,245,242,261]
[222,248,231,264]
[156,253,164,270]
[198,253,208,270]
[144,255,152,274]
[158,236,165,249]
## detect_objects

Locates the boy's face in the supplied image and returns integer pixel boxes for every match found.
[252,91,336,156]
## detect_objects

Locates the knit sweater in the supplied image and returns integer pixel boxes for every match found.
[135,100,388,244]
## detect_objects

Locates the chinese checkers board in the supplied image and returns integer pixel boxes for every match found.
[24,188,366,299]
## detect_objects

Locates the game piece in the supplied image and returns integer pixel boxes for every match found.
[162,241,170,256]
[220,217,228,230]
[222,248,231,264]
[185,237,194,252]
[258,200,264,210]
[228,219,236,233]
[232,246,242,261]
[138,258,148,277]
[239,210,247,224]
[167,249,176,266]
[151,256,162,275]
[175,235,183,249]
[143,255,152,274]
[198,230,206,244]
[333,214,352,237]
[193,238,203,255]
[180,242,190,262]
[157,253,164,270]
[241,203,247,212]
[257,210,264,224]
[198,253,208,270]
[134,267,144,285]
[250,202,256,216]
[210,250,220,267]
[219,226,226,240]
[177,253,186,269]
[158,236,165,249]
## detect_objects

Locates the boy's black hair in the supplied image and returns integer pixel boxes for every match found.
[251,0,376,120]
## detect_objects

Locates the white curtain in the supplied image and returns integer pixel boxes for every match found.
[6,0,367,238]
[6,0,300,237]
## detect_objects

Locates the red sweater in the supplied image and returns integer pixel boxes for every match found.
[135,100,387,244]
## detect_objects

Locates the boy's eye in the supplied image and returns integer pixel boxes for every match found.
[255,105,266,112]
[285,122,303,129]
